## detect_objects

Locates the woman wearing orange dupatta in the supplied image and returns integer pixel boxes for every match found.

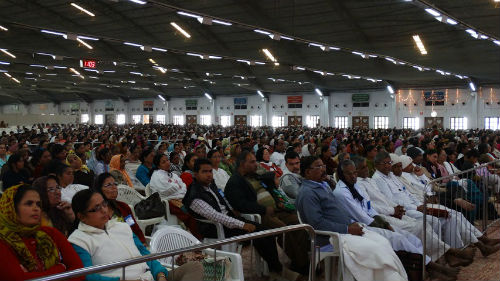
[109,154,134,187]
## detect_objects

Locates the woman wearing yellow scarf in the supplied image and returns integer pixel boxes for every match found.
[0,184,84,280]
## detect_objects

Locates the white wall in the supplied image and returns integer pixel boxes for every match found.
[0,87,498,128]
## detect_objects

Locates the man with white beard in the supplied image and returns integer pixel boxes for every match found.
[352,156,474,269]
[372,151,500,256]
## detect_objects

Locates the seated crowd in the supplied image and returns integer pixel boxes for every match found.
[0,123,500,281]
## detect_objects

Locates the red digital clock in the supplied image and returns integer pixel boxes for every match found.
[80,59,97,68]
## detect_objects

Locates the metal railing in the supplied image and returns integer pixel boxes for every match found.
[422,159,500,279]
[29,224,317,281]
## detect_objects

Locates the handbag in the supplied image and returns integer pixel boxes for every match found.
[134,192,166,220]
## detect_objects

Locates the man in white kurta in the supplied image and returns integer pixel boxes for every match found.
[372,151,482,249]
[352,156,451,261]
[333,178,431,265]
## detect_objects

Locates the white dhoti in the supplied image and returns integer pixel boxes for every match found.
[366,226,431,264]
[382,214,450,261]
[337,230,408,281]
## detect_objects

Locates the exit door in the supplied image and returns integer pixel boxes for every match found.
[234,115,247,126]
[352,116,369,129]
[288,116,303,126]
[186,115,197,125]
[424,117,444,129]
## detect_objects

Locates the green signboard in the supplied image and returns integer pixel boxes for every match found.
[185,99,198,107]
[352,93,369,102]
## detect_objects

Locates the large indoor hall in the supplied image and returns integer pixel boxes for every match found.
[0,1,499,281]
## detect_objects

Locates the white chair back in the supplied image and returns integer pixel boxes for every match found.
[150,226,201,266]
[117,185,145,206]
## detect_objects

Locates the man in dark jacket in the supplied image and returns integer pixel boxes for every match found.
[183,158,298,280]
[225,150,310,275]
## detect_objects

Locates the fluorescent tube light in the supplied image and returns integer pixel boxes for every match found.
[425,8,440,17]
[315,88,323,96]
[446,18,457,25]
[149,58,157,64]
[70,3,95,17]
[69,68,80,75]
[412,35,427,55]
[262,49,277,62]
[254,29,271,35]
[124,42,144,48]
[41,30,67,39]
[128,0,147,4]
[77,35,99,41]
[177,11,201,19]
[204,93,212,100]
[0,61,10,65]
[170,22,191,38]
[0,49,16,58]
[158,95,166,101]
[212,19,232,26]
[257,90,264,98]
[469,82,476,92]
[0,25,8,31]
[152,47,167,52]
[387,85,394,94]
[76,38,93,49]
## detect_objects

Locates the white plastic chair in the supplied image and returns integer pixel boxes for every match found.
[297,211,344,281]
[150,226,244,281]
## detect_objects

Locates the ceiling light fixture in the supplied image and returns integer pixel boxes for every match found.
[170,22,191,38]
[254,29,271,35]
[412,35,428,55]
[0,25,8,31]
[315,88,323,96]
[446,18,457,25]
[431,111,437,117]
[204,93,213,100]
[469,81,476,92]
[212,19,232,26]
[123,42,144,48]
[0,61,10,65]
[0,49,16,58]
[77,35,99,41]
[177,11,201,20]
[76,38,93,49]
[41,29,67,39]
[70,3,95,17]
[158,95,166,101]
[257,90,264,98]
[69,68,80,75]
[127,0,147,4]
[152,47,167,52]
[149,58,157,64]
[262,49,277,62]
[4,73,11,78]
[387,85,395,94]
[425,8,440,17]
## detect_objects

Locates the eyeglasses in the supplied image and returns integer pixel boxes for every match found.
[103,182,118,188]
[309,165,326,170]
[47,186,62,193]
[86,200,109,213]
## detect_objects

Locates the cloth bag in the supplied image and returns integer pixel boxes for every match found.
[134,192,166,219]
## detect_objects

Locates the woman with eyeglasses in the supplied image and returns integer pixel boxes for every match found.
[68,189,203,281]
[33,175,75,237]
[94,172,146,244]
[0,184,84,281]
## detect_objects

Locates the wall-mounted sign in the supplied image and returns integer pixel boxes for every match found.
[234,97,247,105]
[80,59,97,69]
[185,99,198,107]
[424,91,445,101]
[287,96,303,104]
[352,93,369,102]
[143,101,154,111]
[70,103,80,112]
[104,100,114,111]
